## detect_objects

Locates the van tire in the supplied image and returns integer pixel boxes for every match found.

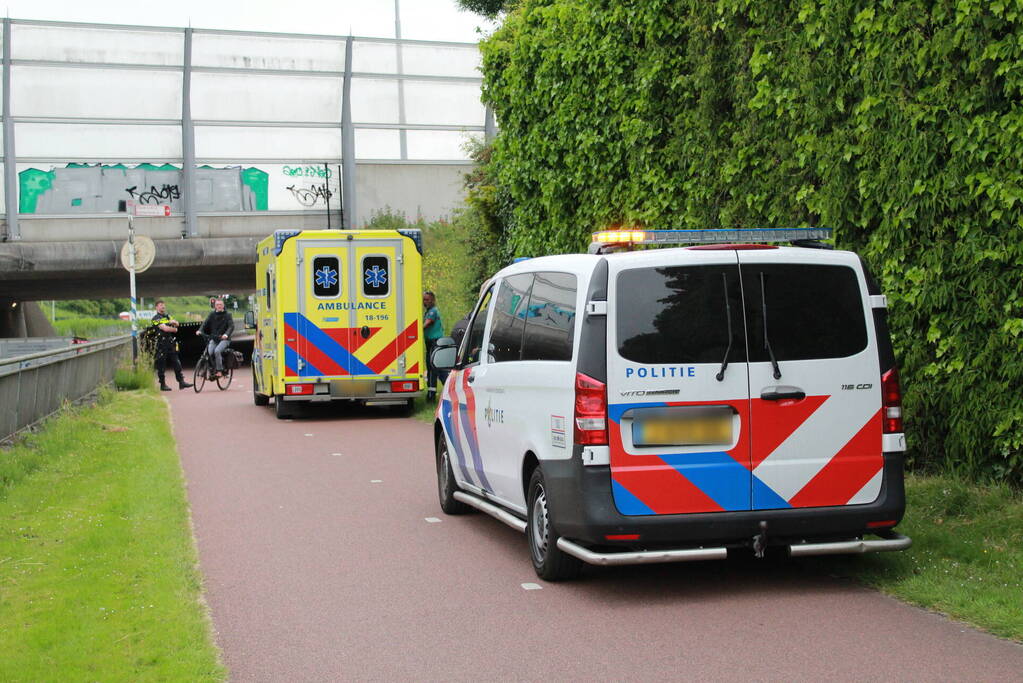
[253,367,269,406]
[436,431,470,515]
[274,397,293,419]
[527,468,581,581]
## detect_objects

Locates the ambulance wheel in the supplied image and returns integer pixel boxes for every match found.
[274,397,293,419]
[436,431,470,515]
[527,468,581,582]
[252,367,269,405]
[392,399,414,416]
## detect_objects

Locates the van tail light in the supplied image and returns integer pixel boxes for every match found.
[881,368,902,434]
[574,372,608,446]
[287,383,314,396]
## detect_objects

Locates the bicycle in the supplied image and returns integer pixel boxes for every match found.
[193,333,233,393]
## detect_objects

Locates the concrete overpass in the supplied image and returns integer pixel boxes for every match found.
[0,18,488,335]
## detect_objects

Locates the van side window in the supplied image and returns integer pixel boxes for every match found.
[362,255,390,297]
[265,271,271,310]
[617,265,743,364]
[743,264,867,360]
[521,272,577,362]
[489,274,533,362]
[460,287,493,366]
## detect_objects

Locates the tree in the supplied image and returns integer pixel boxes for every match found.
[456,0,513,19]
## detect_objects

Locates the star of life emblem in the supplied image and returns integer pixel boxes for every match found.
[365,265,387,288]
[315,265,338,289]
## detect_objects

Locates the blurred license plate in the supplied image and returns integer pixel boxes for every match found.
[633,409,732,446]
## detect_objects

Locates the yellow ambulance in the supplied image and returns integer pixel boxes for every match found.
[247,229,425,418]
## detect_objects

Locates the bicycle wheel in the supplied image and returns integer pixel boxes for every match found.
[217,365,233,390]
[193,356,207,393]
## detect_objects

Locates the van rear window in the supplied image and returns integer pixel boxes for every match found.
[742,264,867,361]
[617,265,741,364]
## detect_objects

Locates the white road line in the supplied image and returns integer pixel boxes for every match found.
[521,583,542,590]
[424,517,441,523]
[370,480,382,483]
[304,433,314,437]
[331,453,343,457]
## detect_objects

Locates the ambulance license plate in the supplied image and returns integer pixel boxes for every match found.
[632,407,733,446]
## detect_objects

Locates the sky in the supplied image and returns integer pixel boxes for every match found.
[2,0,497,43]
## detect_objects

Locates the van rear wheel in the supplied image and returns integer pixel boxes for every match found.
[274,397,293,419]
[252,367,269,405]
[436,431,470,514]
[527,468,581,581]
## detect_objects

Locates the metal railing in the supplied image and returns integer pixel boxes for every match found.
[0,334,131,443]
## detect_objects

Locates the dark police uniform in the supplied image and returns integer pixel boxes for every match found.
[151,311,189,390]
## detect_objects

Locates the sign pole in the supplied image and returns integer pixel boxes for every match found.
[128,213,138,364]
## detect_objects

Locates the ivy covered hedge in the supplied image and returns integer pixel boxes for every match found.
[479,0,1023,483]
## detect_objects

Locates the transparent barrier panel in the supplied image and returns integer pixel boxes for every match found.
[16,123,181,159]
[352,41,398,74]
[403,81,485,126]
[355,129,401,160]
[401,45,481,78]
[192,72,341,123]
[406,130,474,161]
[0,162,5,214]
[13,24,184,66]
[192,32,345,72]
[351,78,400,124]
[12,66,182,119]
[195,125,341,160]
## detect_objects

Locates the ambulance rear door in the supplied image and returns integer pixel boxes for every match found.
[291,238,355,378]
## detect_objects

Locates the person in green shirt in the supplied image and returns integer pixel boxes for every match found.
[423,290,446,399]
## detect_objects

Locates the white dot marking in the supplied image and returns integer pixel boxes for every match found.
[424,517,442,523]
[521,583,543,591]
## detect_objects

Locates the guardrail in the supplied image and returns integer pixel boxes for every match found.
[0,335,131,443]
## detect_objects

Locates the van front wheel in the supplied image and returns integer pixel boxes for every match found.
[527,468,581,581]
[436,431,470,515]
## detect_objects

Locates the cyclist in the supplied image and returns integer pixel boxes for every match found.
[197,298,234,378]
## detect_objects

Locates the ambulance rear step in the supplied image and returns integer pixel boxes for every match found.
[454,489,911,567]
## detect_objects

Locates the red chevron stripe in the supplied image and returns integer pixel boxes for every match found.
[749,394,829,469]
[407,362,420,375]
[367,320,419,374]
[608,421,723,514]
[284,322,348,376]
[788,409,883,508]
[322,326,381,353]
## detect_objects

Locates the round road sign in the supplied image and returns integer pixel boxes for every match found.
[120,235,156,273]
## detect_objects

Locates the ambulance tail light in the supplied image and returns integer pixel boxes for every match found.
[574,372,608,446]
[286,383,314,396]
[390,380,418,393]
[881,368,902,434]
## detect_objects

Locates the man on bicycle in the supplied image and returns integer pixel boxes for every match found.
[197,298,234,378]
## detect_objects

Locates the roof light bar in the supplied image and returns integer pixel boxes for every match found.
[591,228,832,246]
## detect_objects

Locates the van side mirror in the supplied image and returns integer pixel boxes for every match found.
[435,336,456,349]
[431,345,457,372]
[244,310,256,329]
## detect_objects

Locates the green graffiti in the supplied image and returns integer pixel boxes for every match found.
[241,167,269,211]
[18,168,56,214]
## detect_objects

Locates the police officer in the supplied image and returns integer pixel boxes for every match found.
[151,299,192,391]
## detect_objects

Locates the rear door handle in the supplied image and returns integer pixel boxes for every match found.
[760,386,805,401]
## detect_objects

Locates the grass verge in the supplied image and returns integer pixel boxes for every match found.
[816,473,1022,641]
[0,388,224,681]
[52,317,132,339]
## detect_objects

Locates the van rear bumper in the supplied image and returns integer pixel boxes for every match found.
[543,449,907,550]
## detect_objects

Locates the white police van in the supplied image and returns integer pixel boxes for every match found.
[431,229,909,581]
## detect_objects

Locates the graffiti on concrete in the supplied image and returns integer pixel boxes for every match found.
[18,163,269,214]
[126,183,182,204]
[286,183,333,207]
[283,164,333,179]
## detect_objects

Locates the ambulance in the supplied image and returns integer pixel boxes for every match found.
[248,229,425,419]
[430,228,910,580]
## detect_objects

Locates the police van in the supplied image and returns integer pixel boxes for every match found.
[430,228,910,580]
[248,229,426,418]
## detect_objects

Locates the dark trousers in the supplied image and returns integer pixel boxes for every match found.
[155,347,184,385]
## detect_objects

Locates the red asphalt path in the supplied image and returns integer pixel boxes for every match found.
[167,380,1023,681]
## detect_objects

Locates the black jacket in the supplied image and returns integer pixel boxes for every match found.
[202,310,234,339]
